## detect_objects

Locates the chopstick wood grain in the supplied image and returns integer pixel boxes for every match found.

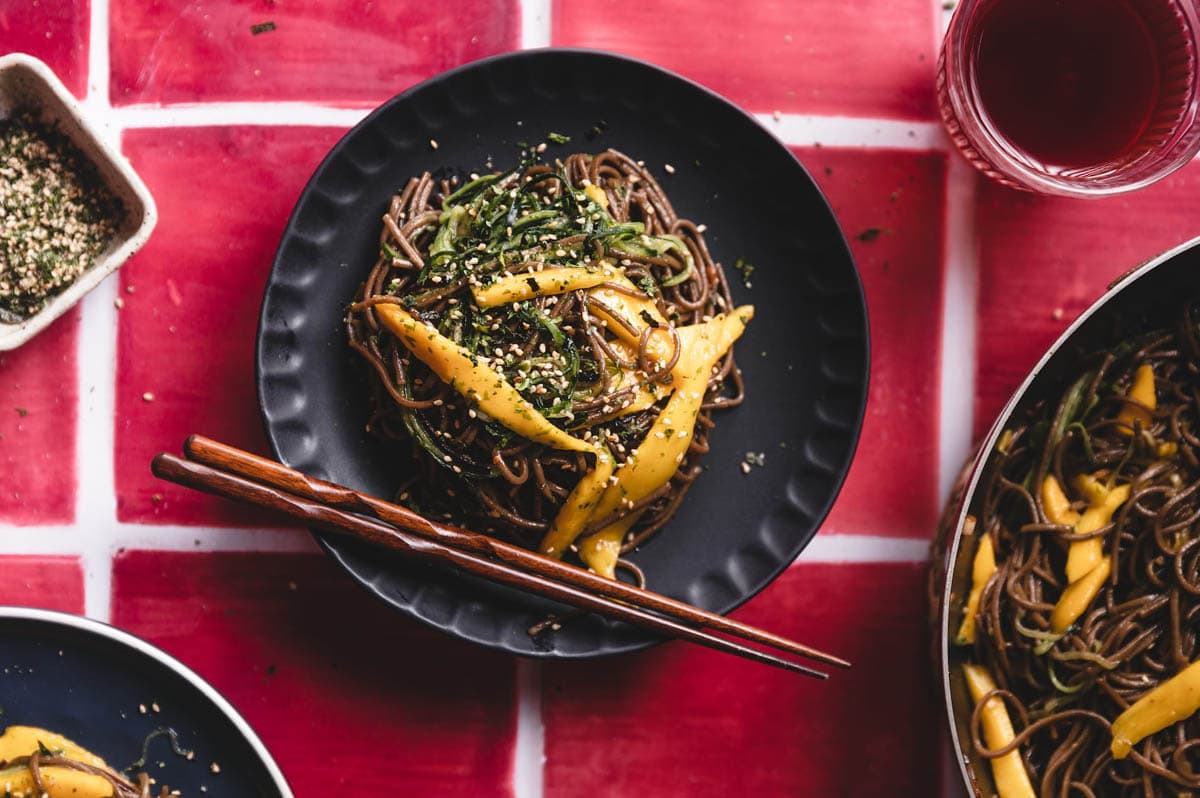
[182,435,850,670]
[152,453,825,678]
[151,439,848,677]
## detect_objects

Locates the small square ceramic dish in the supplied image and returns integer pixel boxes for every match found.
[0,52,155,351]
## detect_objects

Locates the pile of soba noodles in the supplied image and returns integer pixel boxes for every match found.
[346,148,750,580]
[957,300,1200,795]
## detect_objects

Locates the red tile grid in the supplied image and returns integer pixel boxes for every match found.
[0,311,78,525]
[0,556,84,612]
[973,161,1200,438]
[552,0,940,120]
[0,0,90,98]
[114,126,346,526]
[13,2,1200,797]
[111,551,517,796]
[109,0,521,107]
[542,563,939,797]
[800,147,948,538]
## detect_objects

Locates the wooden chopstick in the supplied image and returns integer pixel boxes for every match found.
[182,435,850,671]
[152,453,826,678]
[150,442,848,677]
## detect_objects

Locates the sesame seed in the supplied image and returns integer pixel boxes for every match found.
[142,392,155,402]
[429,139,439,149]
[663,163,676,174]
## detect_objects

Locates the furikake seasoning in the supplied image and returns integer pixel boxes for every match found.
[0,111,123,322]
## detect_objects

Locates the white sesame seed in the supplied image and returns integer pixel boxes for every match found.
[429,139,439,150]
[663,163,675,174]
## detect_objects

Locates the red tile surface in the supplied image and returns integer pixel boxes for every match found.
[800,147,947,538]
[543,563,938,797]
[115,126,346,526]
[111,551,517,796]
[109,0,520,106]
[0,0,90,98]
[0,556,84,612]
[0,311,79,525]
[552,0,939,120]
[974,161,1200,438]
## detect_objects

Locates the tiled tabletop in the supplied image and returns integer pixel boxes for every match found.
[3,2,1198,796]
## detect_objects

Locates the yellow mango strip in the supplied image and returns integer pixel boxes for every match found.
[0,726,117,798]
[0,727,107,768]
[1074,473,1109,505]
[955,518,996,646]
[538,450,615,559]
[1065,481,1130,584]
[1116,363,1156,435]
[470,264,621,308]
[0,764,117,798]
[1111,659,1200,759]
[1041,475,1080,527]
[578,307,754,577]
[583,183,609,210]
[962,664,1037,798]
[587,277,675,370]
[599,338,675,420]
[375,304,593,453]
[578,512,641,578]
[1051,556,1112,633]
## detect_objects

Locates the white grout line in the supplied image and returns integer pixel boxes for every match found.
[76,0,120,622]
[512,659,545,798]
[796,534,931,564]
[519,0,553,49]
[114,103,368,130]
[937,155,979,502]
[0,524,317,555]
[83,0,110,117]
[75,278,121,621]
[756,114,949,151]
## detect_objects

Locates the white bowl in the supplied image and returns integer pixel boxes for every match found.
[0,52,156,350]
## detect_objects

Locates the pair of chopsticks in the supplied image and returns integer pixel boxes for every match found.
[152,436,850,678]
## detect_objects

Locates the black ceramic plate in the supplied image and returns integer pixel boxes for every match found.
[0,607,291,797]
[257,49,868,658]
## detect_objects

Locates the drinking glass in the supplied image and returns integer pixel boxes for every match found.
[938,0,1200,196]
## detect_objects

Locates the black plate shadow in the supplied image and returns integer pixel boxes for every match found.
[257,49,868,658]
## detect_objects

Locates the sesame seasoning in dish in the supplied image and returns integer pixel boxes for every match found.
[0,112,123,322]
[0,53,156,350]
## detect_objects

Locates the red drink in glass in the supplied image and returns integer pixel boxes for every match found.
[938,0,1200,196]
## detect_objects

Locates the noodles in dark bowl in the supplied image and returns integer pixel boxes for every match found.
[949,298,1200,795]
[345,149,750,582]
